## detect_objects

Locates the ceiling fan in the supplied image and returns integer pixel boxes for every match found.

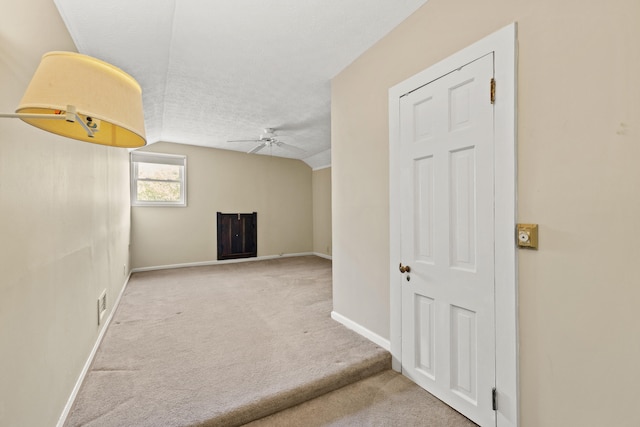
[228,128,305,155]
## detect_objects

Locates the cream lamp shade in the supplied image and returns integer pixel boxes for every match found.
[14,51,146,148]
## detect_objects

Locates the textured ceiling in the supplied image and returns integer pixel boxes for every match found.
[53,0,428,168]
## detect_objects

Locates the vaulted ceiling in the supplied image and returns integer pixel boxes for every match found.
[54,0,428,167]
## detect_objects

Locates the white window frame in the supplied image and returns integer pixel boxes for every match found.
[130,151,187,207]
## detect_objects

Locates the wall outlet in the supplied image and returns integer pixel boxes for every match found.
[97,290,107,325]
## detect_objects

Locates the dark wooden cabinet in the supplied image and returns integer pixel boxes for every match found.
[217,212,257,260]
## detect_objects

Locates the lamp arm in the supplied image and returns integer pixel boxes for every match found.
[0,105,95,138]
[72,114,95,138]
[0,112,68,120]
[66,105,95,138]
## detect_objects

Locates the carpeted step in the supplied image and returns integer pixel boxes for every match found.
[243,370,477,427]
[209,351,391,426]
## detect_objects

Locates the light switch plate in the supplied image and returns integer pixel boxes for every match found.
[517,224,538,249]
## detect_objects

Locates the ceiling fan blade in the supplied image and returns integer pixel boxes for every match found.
[228,139,261,143]
[277,142,305,155]
[248,144,265,154]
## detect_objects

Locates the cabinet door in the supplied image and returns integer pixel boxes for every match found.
[217,212,257,260]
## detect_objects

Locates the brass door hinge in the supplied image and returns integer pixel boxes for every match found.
[490,78,496,104]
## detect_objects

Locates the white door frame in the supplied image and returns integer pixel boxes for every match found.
[389,23,518,427]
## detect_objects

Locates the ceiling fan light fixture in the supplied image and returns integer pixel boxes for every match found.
[228,127,305,156]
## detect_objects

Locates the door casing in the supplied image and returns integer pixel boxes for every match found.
[388,23,518,427]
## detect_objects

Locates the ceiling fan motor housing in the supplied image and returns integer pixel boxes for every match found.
[261,128,275,139]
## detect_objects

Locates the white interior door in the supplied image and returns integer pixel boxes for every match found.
[399,53,496,426]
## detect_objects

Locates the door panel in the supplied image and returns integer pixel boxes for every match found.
[415,294,435,378]
[400,53,495,426]
[450,147,476,270]
[450,305,477,402]
[414,156,434,263]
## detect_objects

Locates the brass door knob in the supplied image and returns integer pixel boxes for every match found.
[399,263,411,273]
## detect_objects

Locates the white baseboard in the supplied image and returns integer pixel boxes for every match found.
[312,252,332,260]
[331,311,390,351]
[131,252,329,273]
[56,272,132,427]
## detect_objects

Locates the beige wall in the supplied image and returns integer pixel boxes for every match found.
[312,167,332,256]
[332,1,640,426]
[131,142,313,268]
[0,1,132,426]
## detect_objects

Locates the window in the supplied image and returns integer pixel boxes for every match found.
[130,151,187,206]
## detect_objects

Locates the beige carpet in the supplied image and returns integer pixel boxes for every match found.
[65,256,475,426]
[246,370,477,427]
[65,257,388,426]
